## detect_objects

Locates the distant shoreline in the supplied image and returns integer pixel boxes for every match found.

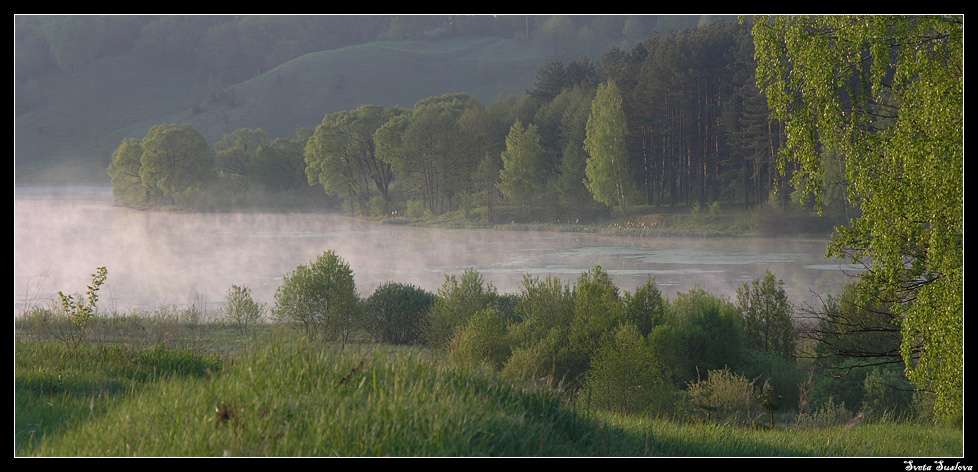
[14,185,113,196]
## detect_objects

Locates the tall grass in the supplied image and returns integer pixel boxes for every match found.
[15,302,963,457]
[17,336,603,456]
[14,338,221,452]
[16,329,963,457]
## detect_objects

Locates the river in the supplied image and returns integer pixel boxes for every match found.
[13,188,860,317]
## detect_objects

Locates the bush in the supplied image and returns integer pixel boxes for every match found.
[580,323,679,416]
[423,268,497,349]
[567,266,624,357]
[686,367,761,425]
[405,199,429,219]
[221,284,267,333]
[364,281,435,345]
[736,270,796,359]
[861,366,915,421]
[511,274,574,342]
[796,396,854,429]
[272,250,361,344]
[622,276,666,336]
[367,195,390,218]
[448,308,511,369]
[500,328,562,384]
[669,287,746,385]
[737,349,806,416]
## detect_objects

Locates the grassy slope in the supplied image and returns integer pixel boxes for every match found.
[15,330,963,457]
[14,37,543,186]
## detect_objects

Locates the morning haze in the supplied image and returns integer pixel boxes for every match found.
[16,15,962,457]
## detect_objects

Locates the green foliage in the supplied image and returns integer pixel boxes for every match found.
[448,307,512,370]
[139,123,216,209]
[54,266,107,348]
[271,251,361,344]
[557,266,625,386]
[220,284,267,333]
[736,270,796,359]
[811,280,903,369]
[622,276,666,337]
[795,396,854,430]
[500,328,563,384]
[752,14,963,423]
[106,138,148,207]
[686,367,760,425]
[107,123,217,210]
[510,274,575,343]
[580,323,679,416]
[423,268,498,349]
[737,349,805,418]
[214,128,268,178]
[669,287,745,384]
[364,281,435,345]
[583,80,637,213]
[377,94,484,215]
[861,366,915,422]
[305,105,401,214]
[498,120,547,207]
[541,86,598,215]
[566,266,623,354]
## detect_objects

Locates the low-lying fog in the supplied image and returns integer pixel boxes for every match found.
[14,188,860,318]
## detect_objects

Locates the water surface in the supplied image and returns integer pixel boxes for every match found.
[14,190,860,316]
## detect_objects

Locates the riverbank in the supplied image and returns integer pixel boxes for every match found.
[373,201,841,240]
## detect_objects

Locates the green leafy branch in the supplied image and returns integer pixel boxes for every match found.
[57,266,108,329]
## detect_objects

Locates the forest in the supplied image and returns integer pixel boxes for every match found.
[91,17,833,231]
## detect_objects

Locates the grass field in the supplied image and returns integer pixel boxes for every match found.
[14,314,964,458]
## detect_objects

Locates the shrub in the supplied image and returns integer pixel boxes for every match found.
[55,266,108,347]
[580,323,679,416]
[567,265,624,357]
[558,266,625,387]
[861,366,915,421]
[272,250,361,344]
[511,274,574,342]
[405,199,429,219]
[367,195,389,218]
[423,268,497,349]
[501,328,562,384]
[736,270,797,359]
[737,349,806,416]
[669,287,746,385]
[622,276,666,336]
[448,308,511,369]
[221,284,267,333]
[796,396,854,429]
[686,367,761,425]
[364,281,435,345]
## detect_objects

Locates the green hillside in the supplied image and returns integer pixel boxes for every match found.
[14,37,545,186]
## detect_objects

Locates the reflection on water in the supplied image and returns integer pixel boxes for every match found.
[14,191,860,316]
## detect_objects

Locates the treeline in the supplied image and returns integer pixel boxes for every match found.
[107,19,846,226]
[253,249,922,424]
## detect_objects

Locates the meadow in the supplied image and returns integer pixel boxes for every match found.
[14,308,963,458]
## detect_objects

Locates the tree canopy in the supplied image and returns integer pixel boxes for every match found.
[752,14,963,423]
[108,123,216,210]
[584,80,637,213]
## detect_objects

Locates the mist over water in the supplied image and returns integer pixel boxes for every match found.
[14,189,860,317]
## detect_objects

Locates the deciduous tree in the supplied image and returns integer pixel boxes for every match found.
[498,120,547,208]
[584,80,637,213]
[137,123,216,209]
[752,15,963,423]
